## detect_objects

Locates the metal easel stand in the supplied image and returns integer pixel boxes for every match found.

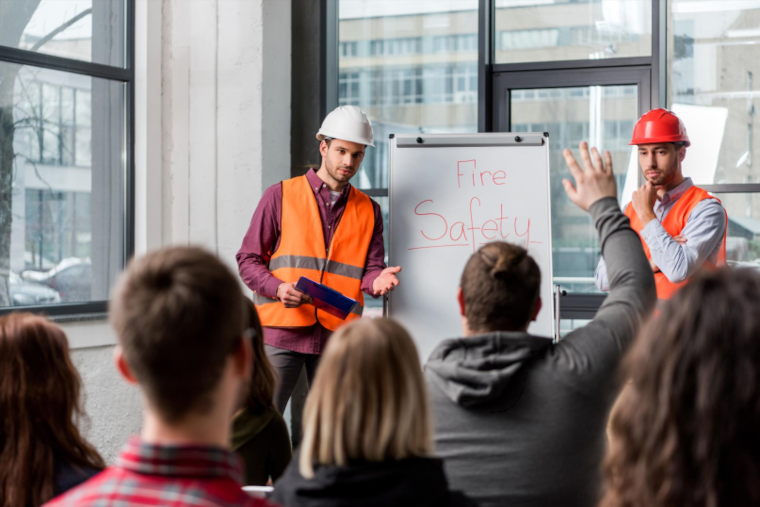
[553,285,567,343]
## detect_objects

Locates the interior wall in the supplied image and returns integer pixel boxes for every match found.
[63,0,292,463]
[162,0,291,264]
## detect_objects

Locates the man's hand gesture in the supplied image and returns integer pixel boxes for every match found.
[373,266,402,296]
[631,181,658,226]
[562,141,617,211]
[277,282,313,308]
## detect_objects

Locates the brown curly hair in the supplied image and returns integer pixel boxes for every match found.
[0,313,105,507]
[241,297,278,412]
[601,268,760,507]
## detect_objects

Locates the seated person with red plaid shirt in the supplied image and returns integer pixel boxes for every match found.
[45,246,278,507]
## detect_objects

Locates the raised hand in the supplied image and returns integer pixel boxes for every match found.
[562,141,617,212]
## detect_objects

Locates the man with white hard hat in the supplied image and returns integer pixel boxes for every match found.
[594,108,727,300]
[237,105,401,412]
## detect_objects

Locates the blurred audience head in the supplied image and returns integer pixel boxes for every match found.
[459,241,541,334]
[240,298,277,413]
[299,318,431,478]
[602,268,760,507]
[110,246,250,426]
[0,313,104,507]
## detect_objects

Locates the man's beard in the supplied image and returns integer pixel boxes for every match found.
[327,159,354,181]
[646,167,676,187]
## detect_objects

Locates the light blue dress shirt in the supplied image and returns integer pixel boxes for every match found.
[595,178,726,292]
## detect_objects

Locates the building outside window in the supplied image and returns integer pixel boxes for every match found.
[499,28,561,51]
[332,0,760,318]
[337,0,479,311]
[494,0,652,63]
[0,0,131,312]
[668,0,760,266]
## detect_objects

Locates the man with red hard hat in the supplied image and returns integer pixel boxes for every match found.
[236,105,402,413]
[594,108,727,300]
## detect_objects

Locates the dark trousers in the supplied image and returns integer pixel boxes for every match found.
[265,344,321,414]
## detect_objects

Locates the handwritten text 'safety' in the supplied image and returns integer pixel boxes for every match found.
[409,159,543,253]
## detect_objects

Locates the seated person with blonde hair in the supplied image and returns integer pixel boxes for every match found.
[272,318,476,507]
[426,143,656,507]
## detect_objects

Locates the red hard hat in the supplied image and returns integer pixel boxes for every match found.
[629,108,690,147]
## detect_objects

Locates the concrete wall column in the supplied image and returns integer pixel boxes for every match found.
[65,0,292,462]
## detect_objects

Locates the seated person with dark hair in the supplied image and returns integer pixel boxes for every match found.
[232,298,292,486]
[45,246,276,507]
[425,142,656,507]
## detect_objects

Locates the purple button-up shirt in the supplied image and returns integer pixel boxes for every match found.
[236,169,386,355]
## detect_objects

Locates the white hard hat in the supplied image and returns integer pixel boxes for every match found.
[316,105,375,147]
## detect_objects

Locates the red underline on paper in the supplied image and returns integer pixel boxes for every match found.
[408,244,470,250]
[479,241,543,245]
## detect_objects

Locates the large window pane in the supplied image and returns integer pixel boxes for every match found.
[716,192,760,266]
[560,319,592,335]
[669,1,760,185]
[1,62,125,307]
[511,85,639,293]
[0,0,125,67]
[495,0,652,64]
[338,0,479,190]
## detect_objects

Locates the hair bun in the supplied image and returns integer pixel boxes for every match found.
[152,270,173,289]
[490,249,526,278]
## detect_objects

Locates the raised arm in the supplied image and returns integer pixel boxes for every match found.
[560,142,656,385]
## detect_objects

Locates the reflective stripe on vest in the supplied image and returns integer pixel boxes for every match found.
[255,175,375,331]
[268,255,365,280]
[624,185,727,300]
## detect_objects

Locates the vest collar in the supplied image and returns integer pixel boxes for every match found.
[658,177,693,207]
[306,168,352,199]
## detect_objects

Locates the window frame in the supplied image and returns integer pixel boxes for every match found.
[489,0,660,319]
[326,0,760,319]
[495,67,652,318]
[491,67,652,133]
[0,1,135,318]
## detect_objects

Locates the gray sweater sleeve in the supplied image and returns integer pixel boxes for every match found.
[557,197,656,390]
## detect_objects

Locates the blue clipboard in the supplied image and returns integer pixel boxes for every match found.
[295,277,357,320]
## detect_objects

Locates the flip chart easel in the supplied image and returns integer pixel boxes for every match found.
[387,132,554,363]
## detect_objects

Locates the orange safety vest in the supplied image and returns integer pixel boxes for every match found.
[254,175,375,331]
[624,185,727,300]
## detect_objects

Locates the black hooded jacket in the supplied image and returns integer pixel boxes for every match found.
[271,454,476,507]
[425,197,656,507]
